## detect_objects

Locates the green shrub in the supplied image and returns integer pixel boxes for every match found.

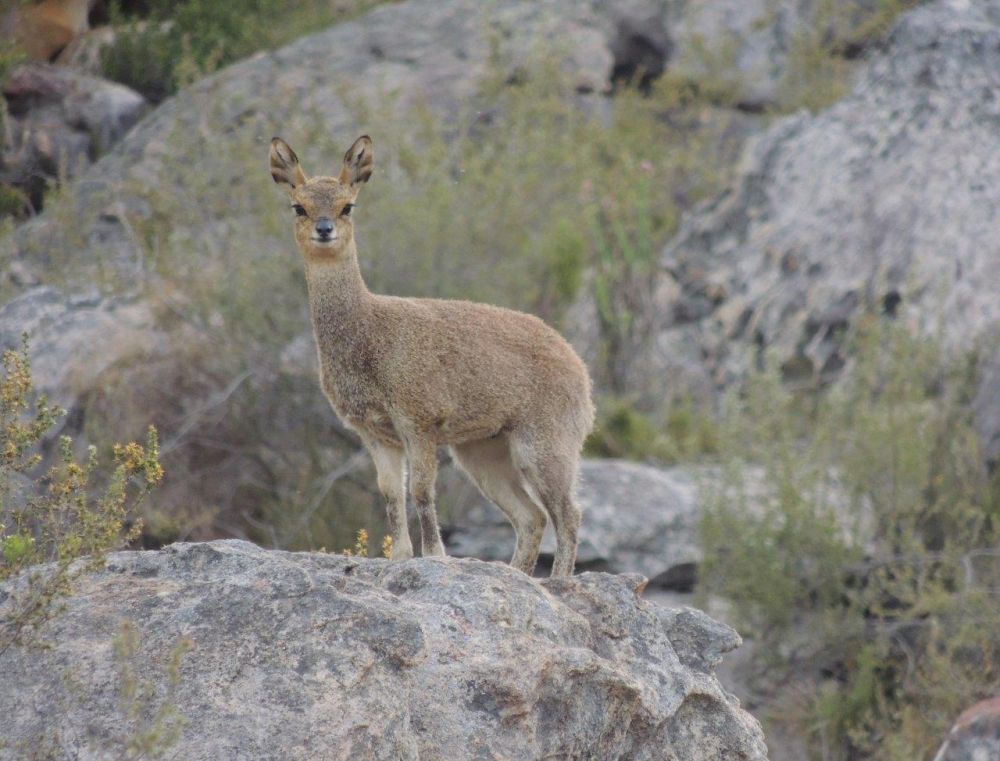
[0,184,29,220]
[698,316,1000,759]
[775,0,923,114]
[586,397,675,462]
[0,337,163,652]
[99,0,387,102]
[586,394,719,464]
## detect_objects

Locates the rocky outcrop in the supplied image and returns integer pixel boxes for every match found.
[447,459,703,589]
[593,0,1000,421]
[933,698,1000,761]
[2,63,147,212]
[601,0,885,109]
[0,540,768,760]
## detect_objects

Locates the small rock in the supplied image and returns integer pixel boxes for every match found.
[933,697,1000,761]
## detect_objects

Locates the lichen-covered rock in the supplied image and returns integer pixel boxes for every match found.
[589,0,1000,442]
[0,540,768,760]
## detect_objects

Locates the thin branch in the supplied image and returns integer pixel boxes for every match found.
[288,449,372,541]
[160,371,254,455]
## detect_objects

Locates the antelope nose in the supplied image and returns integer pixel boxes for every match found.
[315,218,334,238]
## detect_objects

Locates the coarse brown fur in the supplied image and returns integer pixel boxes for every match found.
[269,135,594,576]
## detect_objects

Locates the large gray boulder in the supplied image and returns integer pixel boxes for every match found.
[594,0,1000,401]
[0,540,768,760]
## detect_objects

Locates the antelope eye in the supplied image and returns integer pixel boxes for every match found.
[292,204,307,217]
[341,203,354,217]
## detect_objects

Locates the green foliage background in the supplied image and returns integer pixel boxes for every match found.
[99,0,387,102]
[7,0,993,758]
[698,318,1000,760]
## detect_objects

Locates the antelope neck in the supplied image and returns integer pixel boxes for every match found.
[303,243,373,354]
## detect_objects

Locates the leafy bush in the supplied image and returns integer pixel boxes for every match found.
[0,337,163,652]
[698,317,1000,760]
[586,395,719,464]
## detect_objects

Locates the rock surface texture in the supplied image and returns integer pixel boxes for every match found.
[621,0,1000,400]
[0,540,768,760]
[0,286,166,436]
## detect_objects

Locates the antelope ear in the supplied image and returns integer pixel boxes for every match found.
[339,135,373,187]
[270,137,308,194]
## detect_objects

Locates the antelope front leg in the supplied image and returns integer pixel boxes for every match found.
[405,439,446,558]
[364,438,412,560]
